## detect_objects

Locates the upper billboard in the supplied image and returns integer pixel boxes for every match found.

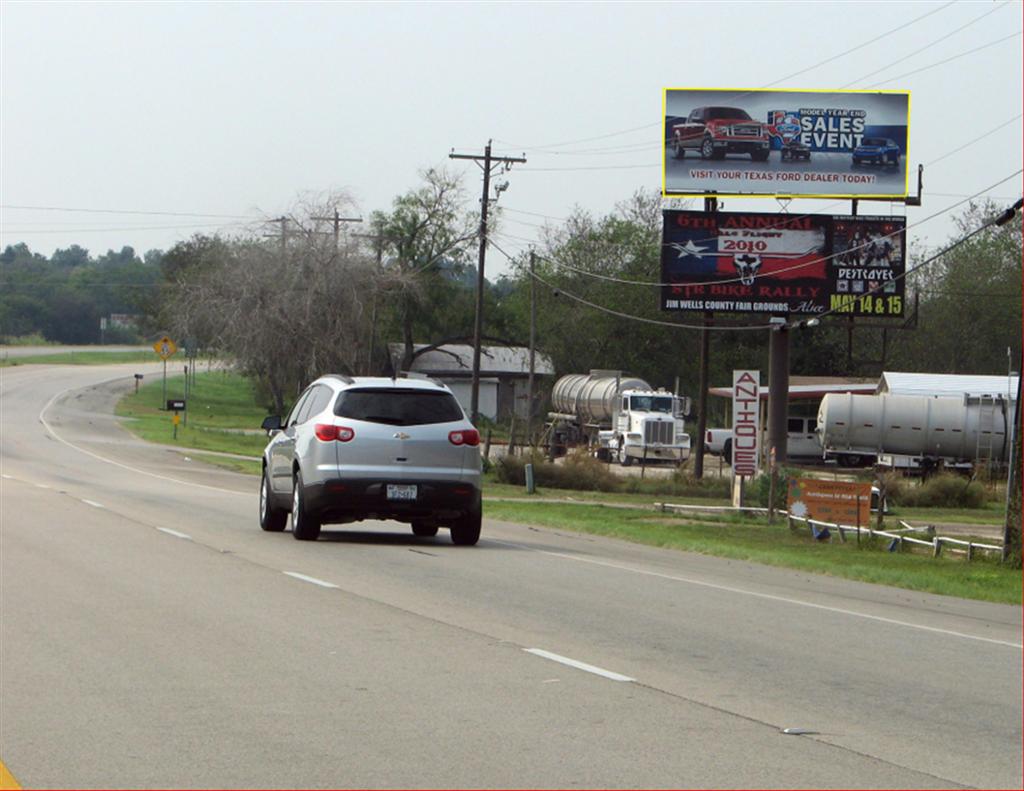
[663,88,910,199]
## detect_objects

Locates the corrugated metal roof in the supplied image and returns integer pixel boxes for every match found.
[389,344,555,375]
[878,371,1019,399]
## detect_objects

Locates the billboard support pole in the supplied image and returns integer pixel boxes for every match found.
[767,322,789,465]
[693,195,717,479]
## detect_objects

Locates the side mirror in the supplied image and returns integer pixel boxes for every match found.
[261,415,282,433]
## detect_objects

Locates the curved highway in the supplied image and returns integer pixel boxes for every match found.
[1,364,1020,788]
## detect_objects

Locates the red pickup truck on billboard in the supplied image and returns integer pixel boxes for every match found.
[671,106,771,161]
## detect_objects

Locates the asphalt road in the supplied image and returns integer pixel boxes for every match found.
[1,364,1021,789]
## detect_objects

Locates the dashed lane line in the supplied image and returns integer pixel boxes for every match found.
[524,648,635,682]
[157,527,192,540]
[283,572,339,589]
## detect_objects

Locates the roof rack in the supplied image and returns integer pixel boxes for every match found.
[323,373,355,385]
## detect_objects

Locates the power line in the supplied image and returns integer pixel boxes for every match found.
[866,30,1022,87]
[496,1,956,155]
[839,0,1013,88]
[926,115,1023,166]
[0,204,262,220]
[1,220,261,235]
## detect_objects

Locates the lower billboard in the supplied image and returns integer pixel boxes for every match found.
[660,210,905,316]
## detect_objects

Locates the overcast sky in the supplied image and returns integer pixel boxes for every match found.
[1,0,1021,275]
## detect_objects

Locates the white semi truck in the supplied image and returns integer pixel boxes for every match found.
[547,370,691,466]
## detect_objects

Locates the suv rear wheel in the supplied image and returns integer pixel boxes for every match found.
[259,467,288,532]
[291,470,321,541]
[450,498,481,546]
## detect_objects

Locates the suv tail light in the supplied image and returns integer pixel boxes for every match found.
[448,429,480,447]
[315,424,355,442]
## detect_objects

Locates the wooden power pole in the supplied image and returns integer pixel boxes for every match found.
[449,140,526,423]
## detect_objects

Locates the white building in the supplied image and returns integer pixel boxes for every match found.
[388,344,555,421]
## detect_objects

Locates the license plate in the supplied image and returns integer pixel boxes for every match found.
[386,484,417,501]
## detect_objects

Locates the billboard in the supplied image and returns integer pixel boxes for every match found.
[661,209,906,317]
[663,88,910,198]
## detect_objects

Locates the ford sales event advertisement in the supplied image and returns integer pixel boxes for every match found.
[663,88,910,198]
[660,210,906,316]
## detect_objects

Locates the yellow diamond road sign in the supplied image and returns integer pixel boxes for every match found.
[153,336,177,360]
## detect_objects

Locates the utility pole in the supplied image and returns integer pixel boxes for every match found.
[355,230,386,374]
[526,250,537,444]
[449,140,526,423]
[311,209,362,247]
[265,216,290,253]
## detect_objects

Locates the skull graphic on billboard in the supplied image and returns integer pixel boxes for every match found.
[734,254,762,286]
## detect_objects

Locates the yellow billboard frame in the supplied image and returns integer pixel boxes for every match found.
[661,87,911,200]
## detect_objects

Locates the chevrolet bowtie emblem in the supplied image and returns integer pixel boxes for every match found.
[393,432,410,440]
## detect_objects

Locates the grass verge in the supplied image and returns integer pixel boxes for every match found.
[116,371,268,457]
[1,351,157,366]
[484,500,1020,604]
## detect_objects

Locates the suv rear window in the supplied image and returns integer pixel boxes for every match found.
[334,388,465,426]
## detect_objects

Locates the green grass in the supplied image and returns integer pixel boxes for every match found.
[483,500,1020,604]
[1,350,158,366]
[483,479,730,508]
[116,371,269,457]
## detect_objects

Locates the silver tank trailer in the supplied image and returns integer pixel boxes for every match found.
[551,372,651,424]
[817,392,1011,461]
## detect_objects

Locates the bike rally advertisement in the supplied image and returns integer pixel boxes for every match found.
[659,210,907,317]
[662,88,910,198]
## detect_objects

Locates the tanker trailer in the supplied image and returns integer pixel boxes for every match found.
[547,370,691,466]
[817,392,1012,469]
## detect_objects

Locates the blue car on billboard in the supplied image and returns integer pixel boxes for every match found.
[852,137,901,167]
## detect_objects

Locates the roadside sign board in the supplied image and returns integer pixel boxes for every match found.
[153,336,178,359]
[166,399,186,411]
[663,88,910,198]
[660,210,906,316]
[787,478,871,526]
[731,370,760,477]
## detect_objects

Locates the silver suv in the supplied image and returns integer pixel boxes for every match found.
[259,375,482,545]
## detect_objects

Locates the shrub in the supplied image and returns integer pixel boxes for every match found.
[754,466,803,509]
[891,473,988,509]
[493,450,619,492]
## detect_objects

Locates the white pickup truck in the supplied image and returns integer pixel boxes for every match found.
[704,417,823,464]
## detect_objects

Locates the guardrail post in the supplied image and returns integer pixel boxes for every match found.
[525,463,535,495]
[933,537,942,558]
[967,542,974,562]
[837,525,846,543]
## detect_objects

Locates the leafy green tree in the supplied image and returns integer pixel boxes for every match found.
[368,168,479,373]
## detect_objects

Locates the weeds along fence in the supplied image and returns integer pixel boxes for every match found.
[654,502,1005,562]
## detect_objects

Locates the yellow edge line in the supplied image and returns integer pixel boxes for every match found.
[0,760,21,790]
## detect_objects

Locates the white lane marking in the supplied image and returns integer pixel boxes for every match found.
[157,527,192,540]
[82,499,105,509]
[283,572,339,589]
[1,474,13,480]
[35,483,51,489]
[38,388,249,497]
[491,540,1022,650]
[525,648,635,682]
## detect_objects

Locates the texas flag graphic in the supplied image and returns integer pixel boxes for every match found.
[663,214,827,283]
